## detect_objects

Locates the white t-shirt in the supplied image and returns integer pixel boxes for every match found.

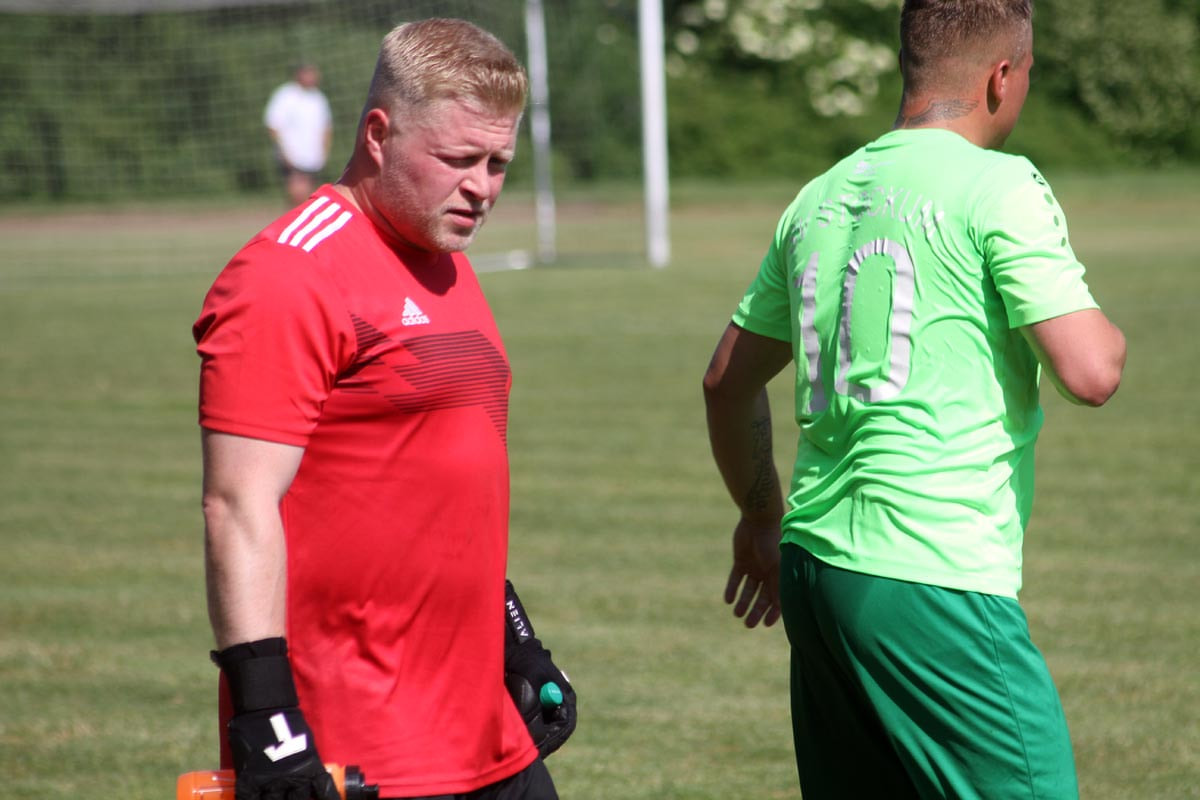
[263,81,332,172]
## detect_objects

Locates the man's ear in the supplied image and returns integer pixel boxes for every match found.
[986,58,1011,114]
[362,108,390,167]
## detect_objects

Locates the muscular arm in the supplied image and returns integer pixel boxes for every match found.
[703,323,793,627]
[703,323,792,520]
[201,429,305,648]
[1021,308,1126,407]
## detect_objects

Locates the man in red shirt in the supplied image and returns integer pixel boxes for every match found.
[194,19,574,800]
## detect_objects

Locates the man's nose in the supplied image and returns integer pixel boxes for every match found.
[460,161,491,200]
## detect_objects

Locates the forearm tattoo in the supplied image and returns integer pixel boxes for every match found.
[741,414,777,514]
[895,98,977,128]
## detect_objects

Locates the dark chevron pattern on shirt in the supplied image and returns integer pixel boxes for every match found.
[345,314,510,443]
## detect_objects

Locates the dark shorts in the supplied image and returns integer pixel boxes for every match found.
[386,758,557,800]
[275,157,321,180]
[780,544,1078,799]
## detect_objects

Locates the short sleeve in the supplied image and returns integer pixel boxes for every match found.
[194,240,353,445]
[732,206,797,342]
[979,159,1098,328]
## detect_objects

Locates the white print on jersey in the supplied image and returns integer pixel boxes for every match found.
[262,712,308,762]
[792,237,915,413]
[277,196,353,252]
[402,297,431,326]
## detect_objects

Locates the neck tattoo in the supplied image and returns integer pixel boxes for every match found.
[895,98,978,128]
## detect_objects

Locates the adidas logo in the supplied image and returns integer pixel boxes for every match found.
[402,297,430,326]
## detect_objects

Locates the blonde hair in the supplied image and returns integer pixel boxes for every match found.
[900,0,1033,93]
[365,18,528,120]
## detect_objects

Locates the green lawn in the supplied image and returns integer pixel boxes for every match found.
[1,172,1196,799]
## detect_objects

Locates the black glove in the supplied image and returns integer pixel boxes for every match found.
[213,638,339,800]
[504,580,577,759]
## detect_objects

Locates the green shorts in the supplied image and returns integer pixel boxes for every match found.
[780,544,1078,799]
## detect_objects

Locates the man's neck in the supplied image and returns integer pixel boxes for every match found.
[331,181,444,268]
[893,93,993,149]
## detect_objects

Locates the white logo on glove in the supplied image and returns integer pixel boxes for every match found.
[263,712,308,762]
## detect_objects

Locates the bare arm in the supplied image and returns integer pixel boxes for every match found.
[1021,308,1126,407]
[704,323,793,518]
[703,323,793,627]
[201,429,305,649]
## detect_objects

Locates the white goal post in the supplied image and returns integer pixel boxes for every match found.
[638,0,670,268]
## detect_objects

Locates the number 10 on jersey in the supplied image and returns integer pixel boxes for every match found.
[795,237,916,414]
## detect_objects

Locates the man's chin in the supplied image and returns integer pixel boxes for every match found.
[439,224,481,252]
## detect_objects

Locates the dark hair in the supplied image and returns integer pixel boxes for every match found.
[900,0,1033,92]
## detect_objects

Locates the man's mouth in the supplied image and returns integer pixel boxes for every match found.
[447,207,483,226]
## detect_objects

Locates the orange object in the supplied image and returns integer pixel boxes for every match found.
[176,764,372,800]
[175,768,235,799]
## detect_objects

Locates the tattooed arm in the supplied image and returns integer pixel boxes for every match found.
[703,323,792,628]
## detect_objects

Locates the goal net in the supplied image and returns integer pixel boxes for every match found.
[0,0,652,267]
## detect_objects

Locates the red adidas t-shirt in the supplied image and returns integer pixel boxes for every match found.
[194,186,537,796]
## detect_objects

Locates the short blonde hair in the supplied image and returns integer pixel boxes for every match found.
[900,0,1033,93]
[365,18,528,120]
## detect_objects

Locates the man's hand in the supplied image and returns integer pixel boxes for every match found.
[227,708,338,800]
[725,516,782,628]
[504,668,577,760]
[214,638,339,800]
[504,580,577,758]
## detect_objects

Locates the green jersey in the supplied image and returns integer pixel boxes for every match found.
[734,129,1098,597]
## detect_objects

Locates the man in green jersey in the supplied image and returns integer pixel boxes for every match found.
[703,1,1126,797]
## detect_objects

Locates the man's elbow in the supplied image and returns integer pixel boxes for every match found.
[1062,336,1127,407]
[1064,368,1122,407]
[702,366,750,410]
[701,367,723,401]
[200,490,233,535]
[200,485,256,544]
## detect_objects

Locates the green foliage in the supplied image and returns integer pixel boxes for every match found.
[667,64,902,179]
[0,1,637,203]
[541,1,645,181]
[0,2,524,202]
[663,0,1200,177]
[0,9,369,201]
[666,0,901,117]
[1036,0,1200,164]
[1003,92,1129,170]
[0,0,1197,201]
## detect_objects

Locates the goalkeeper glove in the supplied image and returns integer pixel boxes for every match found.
[212,637,339,800]
[504,580,577,759]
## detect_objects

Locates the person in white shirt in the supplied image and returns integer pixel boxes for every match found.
[264,62,333,206]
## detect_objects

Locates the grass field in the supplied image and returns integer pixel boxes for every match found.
[1,172,1197,799]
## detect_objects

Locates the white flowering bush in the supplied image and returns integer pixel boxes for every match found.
[669,0,900,117]
[665,0,1200,170]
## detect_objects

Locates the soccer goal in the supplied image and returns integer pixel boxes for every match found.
[0,0,669,268]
